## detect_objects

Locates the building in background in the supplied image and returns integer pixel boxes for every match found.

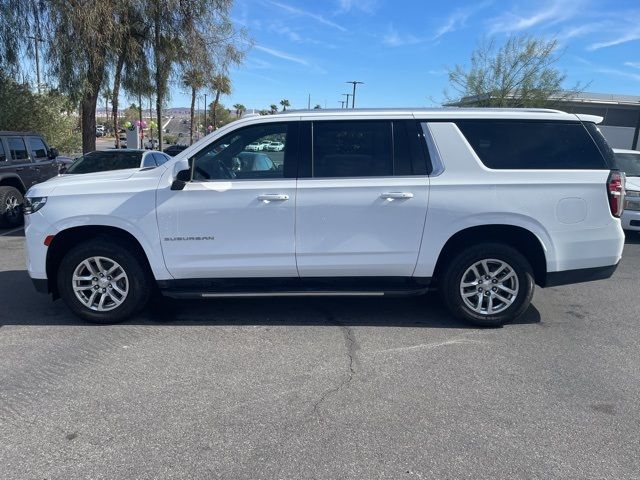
[446,92,640,151]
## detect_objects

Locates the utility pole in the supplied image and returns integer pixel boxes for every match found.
[346,81,364,108]
[27,34,43,94]
[204,93,208,131]
[308,93,311,110]
[339,101,345,108]
[342,93,351,108]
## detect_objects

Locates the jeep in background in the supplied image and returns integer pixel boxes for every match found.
[0,131,59,227]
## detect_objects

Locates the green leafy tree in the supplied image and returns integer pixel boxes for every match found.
[446,35,585,107]
[269,104,278,114]
[233,103,246,117]
[208,102,233,128]
[0,73,80,154]
[280,99,290,111]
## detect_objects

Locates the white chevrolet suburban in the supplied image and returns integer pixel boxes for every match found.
[24,109,626,326]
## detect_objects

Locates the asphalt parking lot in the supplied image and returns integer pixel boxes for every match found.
[1,227,639,479]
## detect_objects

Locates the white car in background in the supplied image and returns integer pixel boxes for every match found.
[245,141,263,151]
[614,149,640,232]
[265,141,285,151]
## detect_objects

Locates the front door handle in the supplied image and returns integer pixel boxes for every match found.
[257,194,289,202]
[380,192,414,200]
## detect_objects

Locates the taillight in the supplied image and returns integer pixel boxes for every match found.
[607,170,626,218]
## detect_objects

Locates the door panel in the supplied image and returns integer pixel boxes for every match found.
[27,136,57,182]
[296,177,429,276]
[295,120,430,277]
[157,121,299,279]
[7,137,38,188]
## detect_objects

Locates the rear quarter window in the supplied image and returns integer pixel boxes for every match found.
[456,120,609,170]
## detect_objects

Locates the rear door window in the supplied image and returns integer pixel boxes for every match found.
[28,137,48,161]
[312,121,393,177]
[8,137,30,162]
[456,121,608,169]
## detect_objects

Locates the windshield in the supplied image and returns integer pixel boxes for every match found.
[66,151,142,174]
[614,152,640,177]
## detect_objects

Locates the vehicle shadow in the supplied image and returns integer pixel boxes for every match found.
[0,269,541,328]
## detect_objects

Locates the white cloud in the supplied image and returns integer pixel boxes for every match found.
[434,1,492,39]
[588,29,640,50]
[382,25,422,47]
[488,0,584,34]
[268,1,347,31]
[335,0,378,13]
[625,61,640,69]
[254,45,309,66]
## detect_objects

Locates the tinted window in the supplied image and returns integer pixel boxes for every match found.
[28,137,48,159]
[192,123,287,180]
[142,153,157,168]
[153,153,169,166]
[584,122,616,167]
[0,140,6,162]
[313,121,392,177]
[614,152,640,177]
[66,151,143,174]
[8,137,29,161]
[456,121,608,170]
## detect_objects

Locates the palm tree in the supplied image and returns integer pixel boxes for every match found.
[211,74,231,129]
[233,103,246,117]
[313,104,322,110]
[182,69,206,145]
[270,104,278,114]
[280,99,290,111]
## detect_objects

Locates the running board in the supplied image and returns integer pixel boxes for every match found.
[162,289,428,299]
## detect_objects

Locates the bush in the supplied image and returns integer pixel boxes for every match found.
[0,73,81,155]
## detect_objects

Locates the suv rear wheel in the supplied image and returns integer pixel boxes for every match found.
[0,186,24,228]
[439,243,535,327]
[57,239,151,323]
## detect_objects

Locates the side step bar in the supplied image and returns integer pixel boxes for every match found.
[162,289,428,299]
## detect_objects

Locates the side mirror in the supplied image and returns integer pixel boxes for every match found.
[48,147,59,159]
[171,168,191,190]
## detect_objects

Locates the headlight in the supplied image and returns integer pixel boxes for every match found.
[24,196,47,214]
[625,190,640,211]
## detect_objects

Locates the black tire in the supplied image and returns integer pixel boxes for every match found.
[0,186,24,228]
[439,243,535,327]
[57,238,152,323]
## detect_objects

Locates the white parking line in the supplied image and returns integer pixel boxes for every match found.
[0,227,24,236]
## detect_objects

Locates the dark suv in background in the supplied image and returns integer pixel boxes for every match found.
[0,131,59,227]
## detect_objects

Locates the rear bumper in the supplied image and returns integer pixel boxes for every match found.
[543,262,619,288]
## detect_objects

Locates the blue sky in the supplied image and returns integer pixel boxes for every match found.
[170,0,640,109]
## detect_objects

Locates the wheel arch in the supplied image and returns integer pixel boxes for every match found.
[46,225,155,298]
[432,224,548,286]
[0,175,27,194]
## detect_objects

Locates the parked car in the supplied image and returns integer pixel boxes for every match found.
[115,133,127,148]
[95,125,106,137]
[163,144,188,156]
[55,155,76,173]
[244,141,263,151]
[61,149,170,175]
[264,141,285,151]
[24,109,625,326]
[0,131,59,227]
[144,139,159,150]
[613,148,640,232]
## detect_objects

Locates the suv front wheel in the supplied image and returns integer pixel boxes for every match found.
[439,243,535,327]
[57,239,151,323]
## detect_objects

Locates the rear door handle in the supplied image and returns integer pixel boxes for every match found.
[257,194,289,202]
[380,192,414,200]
